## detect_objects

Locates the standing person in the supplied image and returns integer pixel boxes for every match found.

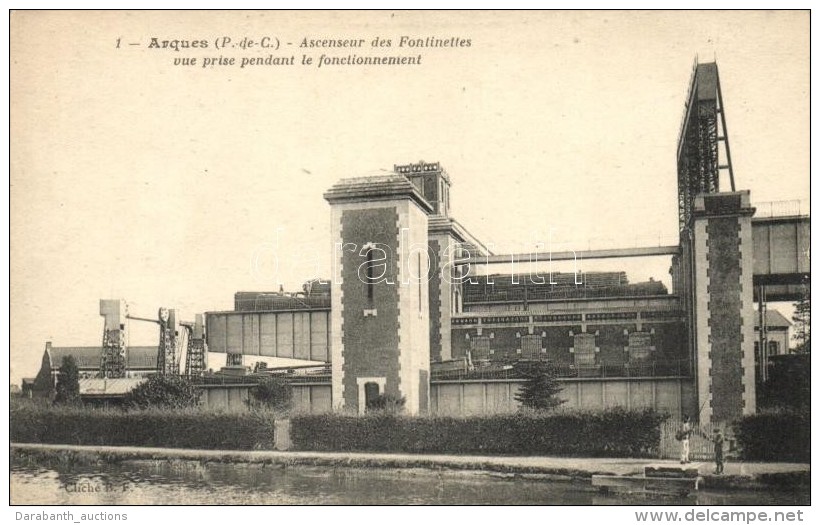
[678,415,692,464]
[711,428,725,474]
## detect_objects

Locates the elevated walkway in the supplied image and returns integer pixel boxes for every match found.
[751,203,809,301]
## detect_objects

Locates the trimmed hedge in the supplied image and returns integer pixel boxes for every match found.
[11,404,276,450]
[734,410,810,463]
[291,408,669,458]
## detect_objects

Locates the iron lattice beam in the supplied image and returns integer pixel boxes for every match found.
[677,62,735,232]
[156,308,178,375]
[183,314,207,377]
[185,333,207,376]
[99,300,128,379]
[100,327,127,379]
[157,325,175,375]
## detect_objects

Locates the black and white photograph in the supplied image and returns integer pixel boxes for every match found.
[8,9,811,513]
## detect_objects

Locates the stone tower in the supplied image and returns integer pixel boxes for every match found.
[324,174,432,415]
[691,191,756,422]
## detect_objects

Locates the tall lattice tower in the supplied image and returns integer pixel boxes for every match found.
[184,314,207,377]
[99,300,128,378]
[157,307,179,375]
[677,61,736,232]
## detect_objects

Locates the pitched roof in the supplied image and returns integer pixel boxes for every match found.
[754,310,792,329]
[79,377,146,397]
[47,346,158,370]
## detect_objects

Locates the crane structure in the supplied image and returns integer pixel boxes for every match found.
[156,307,179,376]
[676,61,736,233]
[99,299,128,379]
[127,307,180,376]
[100,300,206,377]
[182,314,207,377]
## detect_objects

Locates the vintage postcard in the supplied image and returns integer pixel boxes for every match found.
[9,10,810,510]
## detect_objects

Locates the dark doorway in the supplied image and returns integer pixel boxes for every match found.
[364,382,380,410]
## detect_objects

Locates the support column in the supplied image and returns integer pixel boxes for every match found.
[757,285,768,385]
[692,191,756,423]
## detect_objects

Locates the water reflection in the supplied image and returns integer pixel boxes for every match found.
[10,459,809,506]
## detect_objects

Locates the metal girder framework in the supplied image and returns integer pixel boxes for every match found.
[184,314,207,377]
[677,61,735,232]
[128,306,200,376]
[156,307,179,375]
[185,337,207,377]
[99,300,128,379]
[100,326,127,378]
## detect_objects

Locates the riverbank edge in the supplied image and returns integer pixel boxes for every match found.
[11,443,809,491]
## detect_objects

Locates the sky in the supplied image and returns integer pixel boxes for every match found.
[9,11,810,384]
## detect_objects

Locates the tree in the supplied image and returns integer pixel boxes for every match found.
[249,376,292,410]
[514,361,566,411]
[124,374,201,409]
[760,354,810,411]
[792,280,810,354]
[53,355,81,405]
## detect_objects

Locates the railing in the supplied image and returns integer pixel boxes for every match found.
[463,283,669,304]
[189,359,691,385]
[234,294,331,312]
[752,199,808,218]
[431,359,692,382]
[284,374,332,384]
[189,370,333,386]
[659,419,728,461]
[188,374,265,386]
[432,367,518,381]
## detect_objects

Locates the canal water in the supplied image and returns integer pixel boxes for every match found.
[11,459,808,505]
